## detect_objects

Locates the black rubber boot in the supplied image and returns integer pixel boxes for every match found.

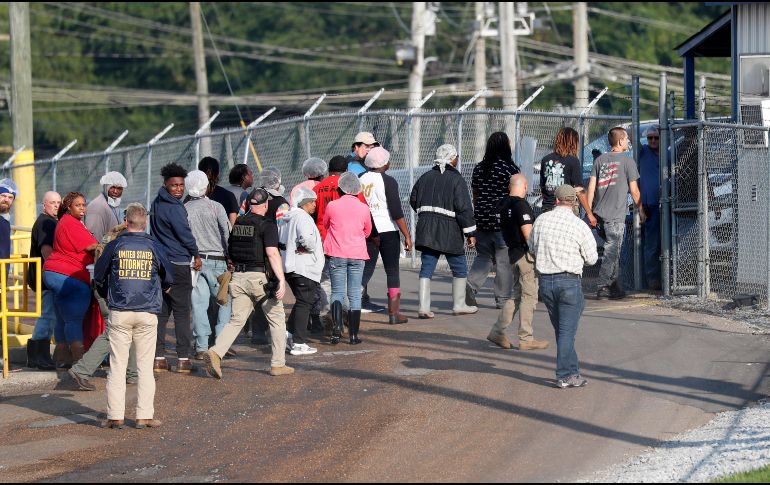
[26,340,39,369]
[349,310,362,345]
[331,301,343,345]
[34,340,56,371]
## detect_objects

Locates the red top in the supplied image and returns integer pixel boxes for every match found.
[313,175,341,241]
[44,213,97,283]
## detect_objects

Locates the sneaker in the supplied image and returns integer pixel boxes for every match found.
[596,286,611,300]
[193,352,207,361]
[269,365,295,376]
[68,369,96,391]
[203,350,222,379]
[555,375,588,389]
[290,343,318,356]
[519,339,550,351]
[135,418,163,429]
[361,300,386,314]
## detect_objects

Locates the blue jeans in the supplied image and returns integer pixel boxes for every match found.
[191,258,232,352]
[44,271,92,344]
[31,289,56,341]
[419,249,468,279]
[642,204,661,288]
[597,220,626,289]
[329,257,365,311]
[538,273,585,380]
[467,230,512,300]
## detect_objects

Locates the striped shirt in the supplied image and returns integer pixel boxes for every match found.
[528,206,598,276]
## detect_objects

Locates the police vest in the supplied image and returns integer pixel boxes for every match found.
[229,214,267,267]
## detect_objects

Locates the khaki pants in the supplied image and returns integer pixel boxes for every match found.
[490,253,538,341]
[212,272,286,368]
[107,311,158,421]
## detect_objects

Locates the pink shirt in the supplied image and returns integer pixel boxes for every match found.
[323,195,372,260]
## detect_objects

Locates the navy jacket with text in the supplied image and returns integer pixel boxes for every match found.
[94,232,174,314]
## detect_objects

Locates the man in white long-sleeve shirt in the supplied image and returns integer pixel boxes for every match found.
[529,184,598,389]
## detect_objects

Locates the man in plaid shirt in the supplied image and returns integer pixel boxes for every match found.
[528,185,598,389]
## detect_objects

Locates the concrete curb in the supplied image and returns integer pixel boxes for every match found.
[0,367,60,397]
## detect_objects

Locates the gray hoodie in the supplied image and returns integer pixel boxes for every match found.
[279,207,324,282]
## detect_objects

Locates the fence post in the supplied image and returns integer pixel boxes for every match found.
[659,74,672,297]
[406,113,417,269]
[244,108,276,171]
[767,129,770,309]
[699,76,710,299]
[50,140,78,193]
[146,124,175,209]
[358,89,384,133]
[103,130,129,174]
[632,76,643,291]
[304,94,327,159]
[194,112,220,168]
[696,122,706,300]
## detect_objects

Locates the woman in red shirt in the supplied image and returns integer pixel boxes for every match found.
[43,192,98,367]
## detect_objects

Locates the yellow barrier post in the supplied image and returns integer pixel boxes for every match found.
[1,257,42,379]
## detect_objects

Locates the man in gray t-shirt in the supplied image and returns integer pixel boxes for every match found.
[587,127,646,300]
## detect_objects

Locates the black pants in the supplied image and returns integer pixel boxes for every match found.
[157,263,193,358]
[286,273,319,343]
[361,231,401,290]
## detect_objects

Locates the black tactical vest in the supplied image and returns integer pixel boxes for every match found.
[229,213,266,266]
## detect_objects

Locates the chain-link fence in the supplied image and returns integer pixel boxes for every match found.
[669,119,770,306]
[3,107,641,285]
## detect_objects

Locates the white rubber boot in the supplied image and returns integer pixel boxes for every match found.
[452,278,479,315]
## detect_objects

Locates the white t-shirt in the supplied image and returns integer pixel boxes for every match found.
[359,172,397,233]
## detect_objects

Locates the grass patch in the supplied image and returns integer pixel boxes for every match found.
[715,464,770,483]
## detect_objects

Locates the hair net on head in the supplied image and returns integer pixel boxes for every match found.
[258,167,284,195]
[100,171,128,188]
[338,172,362,195]
[302,157,327,179]
[293,186,318,208]
[0,179,17,197]
[185,170,210,198]
[434,144,458,173]
[365,147,390,169]
[643,125,660,137]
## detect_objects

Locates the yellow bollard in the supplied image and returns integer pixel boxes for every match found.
[12,149,35,257]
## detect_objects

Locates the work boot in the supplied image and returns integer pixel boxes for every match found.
[596,286,611,300]
[331,301,343,345]
[153,357,169,372]
[518,339,550,351]
[69,341,85,364]
[269,365,295,376]
[487,331,513,349]
[452,278,478,315]
[26,340,40,369]
[349,310,362,345]
[203,350,222,379]
[35,340,56,370]
[68,368,96,391]
[609,280,626,300]
[387,293,408,325]
[135,419,163,429]
[418,278,434,319]
[53,343,72,369]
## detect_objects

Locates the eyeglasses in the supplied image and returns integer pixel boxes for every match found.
[647,136,659,140]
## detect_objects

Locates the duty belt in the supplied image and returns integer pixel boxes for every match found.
[233,264,266,273]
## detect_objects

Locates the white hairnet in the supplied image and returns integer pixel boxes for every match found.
[365,147,390,169]
[338,172,362,195]
[185,170,210,198]
[258,167,283,195]
[100,171,128,188]
[302,157,327,179]
[293,186,318,208]
[434,144,457,173]
[643,125,660,137]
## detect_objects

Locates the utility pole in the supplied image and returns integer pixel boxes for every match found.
[474,2,487,110]
[9,2,35,245]
[573,2,589,110]
[190,2,211,158]
[408,2,427,168]
[499,2,517,112]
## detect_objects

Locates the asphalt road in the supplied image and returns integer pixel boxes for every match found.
[1,269,768,483]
